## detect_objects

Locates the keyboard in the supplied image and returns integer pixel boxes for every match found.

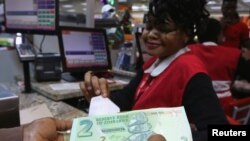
[112,67,136,77]
[16,44,36,61]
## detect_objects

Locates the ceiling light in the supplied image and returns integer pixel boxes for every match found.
[62,4,73,8]
[242,0,250,2]
[118,0,127,2]
[67,9,76,12]
[210,6,221,10]
[207,1,216,5]
[141,5,148,11]
[132,4,148,12]
[81,2,87,6]
[132,6,139,11]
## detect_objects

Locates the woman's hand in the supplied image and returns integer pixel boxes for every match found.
[80,71,110,102]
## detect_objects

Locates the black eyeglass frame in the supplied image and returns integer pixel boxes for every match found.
[143,14,178,34]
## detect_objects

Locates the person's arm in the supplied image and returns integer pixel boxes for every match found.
[0,127,23,141]
[110,68,144,111]
[183,73,228,128]
[239,24,249,46]
[183,73,229,141]
[80,67,144,111]
[235,56,250,81]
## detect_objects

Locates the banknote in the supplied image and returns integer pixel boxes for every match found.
[70,107,192,141]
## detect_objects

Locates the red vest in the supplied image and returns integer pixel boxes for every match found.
[132,52,207,110]
[222,22,249,48]
[189,44,241,114]
[189,44,241,81]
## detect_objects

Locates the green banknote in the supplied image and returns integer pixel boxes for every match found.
[70,107,192,141]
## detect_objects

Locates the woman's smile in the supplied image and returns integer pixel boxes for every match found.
[145,40,162,50]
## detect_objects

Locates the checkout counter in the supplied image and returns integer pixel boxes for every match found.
[0,72,131,128]
[0,82,87,128]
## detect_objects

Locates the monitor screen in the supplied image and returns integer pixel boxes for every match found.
[3,0,58,35]
[58,26,112,81]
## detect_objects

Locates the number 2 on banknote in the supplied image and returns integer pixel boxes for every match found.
[78,119,93,137]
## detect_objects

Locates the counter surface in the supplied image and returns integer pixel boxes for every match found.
[32,79,127,101]
[19,92,87,120]
[2,82,87,120]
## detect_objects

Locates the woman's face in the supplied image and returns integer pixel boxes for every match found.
[141,17,188,60]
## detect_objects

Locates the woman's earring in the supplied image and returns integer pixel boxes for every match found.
[193,24,199,42]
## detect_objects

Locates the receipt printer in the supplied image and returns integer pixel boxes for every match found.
[35,53,61,82]
[0,84,20,128]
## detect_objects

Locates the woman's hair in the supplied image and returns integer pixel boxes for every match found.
[147,0,209,43]
[197,18,222,43]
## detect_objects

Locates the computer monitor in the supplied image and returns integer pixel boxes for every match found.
[58,26,112,82]
[3,0,59,35]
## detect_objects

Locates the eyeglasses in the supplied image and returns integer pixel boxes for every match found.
[144,14,177,33]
